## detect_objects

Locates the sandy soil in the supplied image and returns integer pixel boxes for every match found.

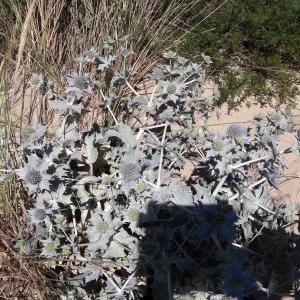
[199,84,300,204]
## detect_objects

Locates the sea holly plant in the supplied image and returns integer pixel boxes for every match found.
[1,36,300,299]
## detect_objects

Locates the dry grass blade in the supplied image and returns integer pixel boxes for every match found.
[1,0,203,84]
[1,0,207,133]
[0,226,57,299]
[0,179,59,299]
[14,0,37,89]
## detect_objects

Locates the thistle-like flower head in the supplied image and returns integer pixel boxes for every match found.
[227,124,247,138]
[41,239,59,258]
[196,204,237,241]
[66,73,91,93]
[212,140,225,152]
[269,112,282,123]
[261,133,271,145]
[84,47,98,62]
[227,124,248,145]
[151,68,164,81]
[86,212,121,251]
[30,208,45,221]
[161,80,184,103]
[28,207,52,225]
[119,162,141,184]
[126,208,140,222]
[167,83,177,94]
[163,50,177,60]
[26,169,42,185]
[222,262,254,299]
[123,201,148,231]
[61,245,71,258]
[16,154,50,193]
[206,135,231,157]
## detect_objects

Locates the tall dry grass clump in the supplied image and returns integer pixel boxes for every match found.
[0,65,58,298]
[0,0,199,83]
[0,183,59,299]
[0,0,203,153]
[0,0,201,136]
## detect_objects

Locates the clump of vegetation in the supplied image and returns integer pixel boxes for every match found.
[0,4,203,295]
[0,0,199,84]
[181,0,300,108]
[1,37,300,299]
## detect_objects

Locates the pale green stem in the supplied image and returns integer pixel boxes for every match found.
[107,105,119,125]
[125,80,140,96]
[184,79,197,85]
[149,84,157,105]
[147,123,168,130]
[228,178,267,202]
[230,147,290,170]
[212,175,228,198]
[142,178,158,189]
[100,89,119,125]
[119,269,138,294]
[157,123,168,187]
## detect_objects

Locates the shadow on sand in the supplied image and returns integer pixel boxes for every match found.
[137,202,300,300]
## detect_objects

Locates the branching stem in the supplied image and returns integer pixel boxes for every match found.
[212,175,228,198]
[99,266,121,293]
[157,123,168,187]
[126,80,140,96]
[107,105,119,125]
[100,89,119,125]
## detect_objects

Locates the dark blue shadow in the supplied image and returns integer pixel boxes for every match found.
[137,202,300,300]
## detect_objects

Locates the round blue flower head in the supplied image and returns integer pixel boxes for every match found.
[222,261,254,299]
[152,68,164,81]
[227,124,247,138]
[119,162,141,184]
[197,204,237,241]
[25,169,42,185]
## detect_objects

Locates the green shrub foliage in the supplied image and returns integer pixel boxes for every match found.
[3,37,300,299]
[181,0,300,108]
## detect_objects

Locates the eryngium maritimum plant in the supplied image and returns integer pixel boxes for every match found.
[3,37,300,299]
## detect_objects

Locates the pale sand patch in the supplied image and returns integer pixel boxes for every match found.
[196,82,300,203]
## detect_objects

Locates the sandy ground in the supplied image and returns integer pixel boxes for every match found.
[199,86,300,204]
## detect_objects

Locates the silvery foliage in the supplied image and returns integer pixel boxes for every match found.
[5,36,300,299]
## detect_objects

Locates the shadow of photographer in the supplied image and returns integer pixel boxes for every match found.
[137,201,300,300]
